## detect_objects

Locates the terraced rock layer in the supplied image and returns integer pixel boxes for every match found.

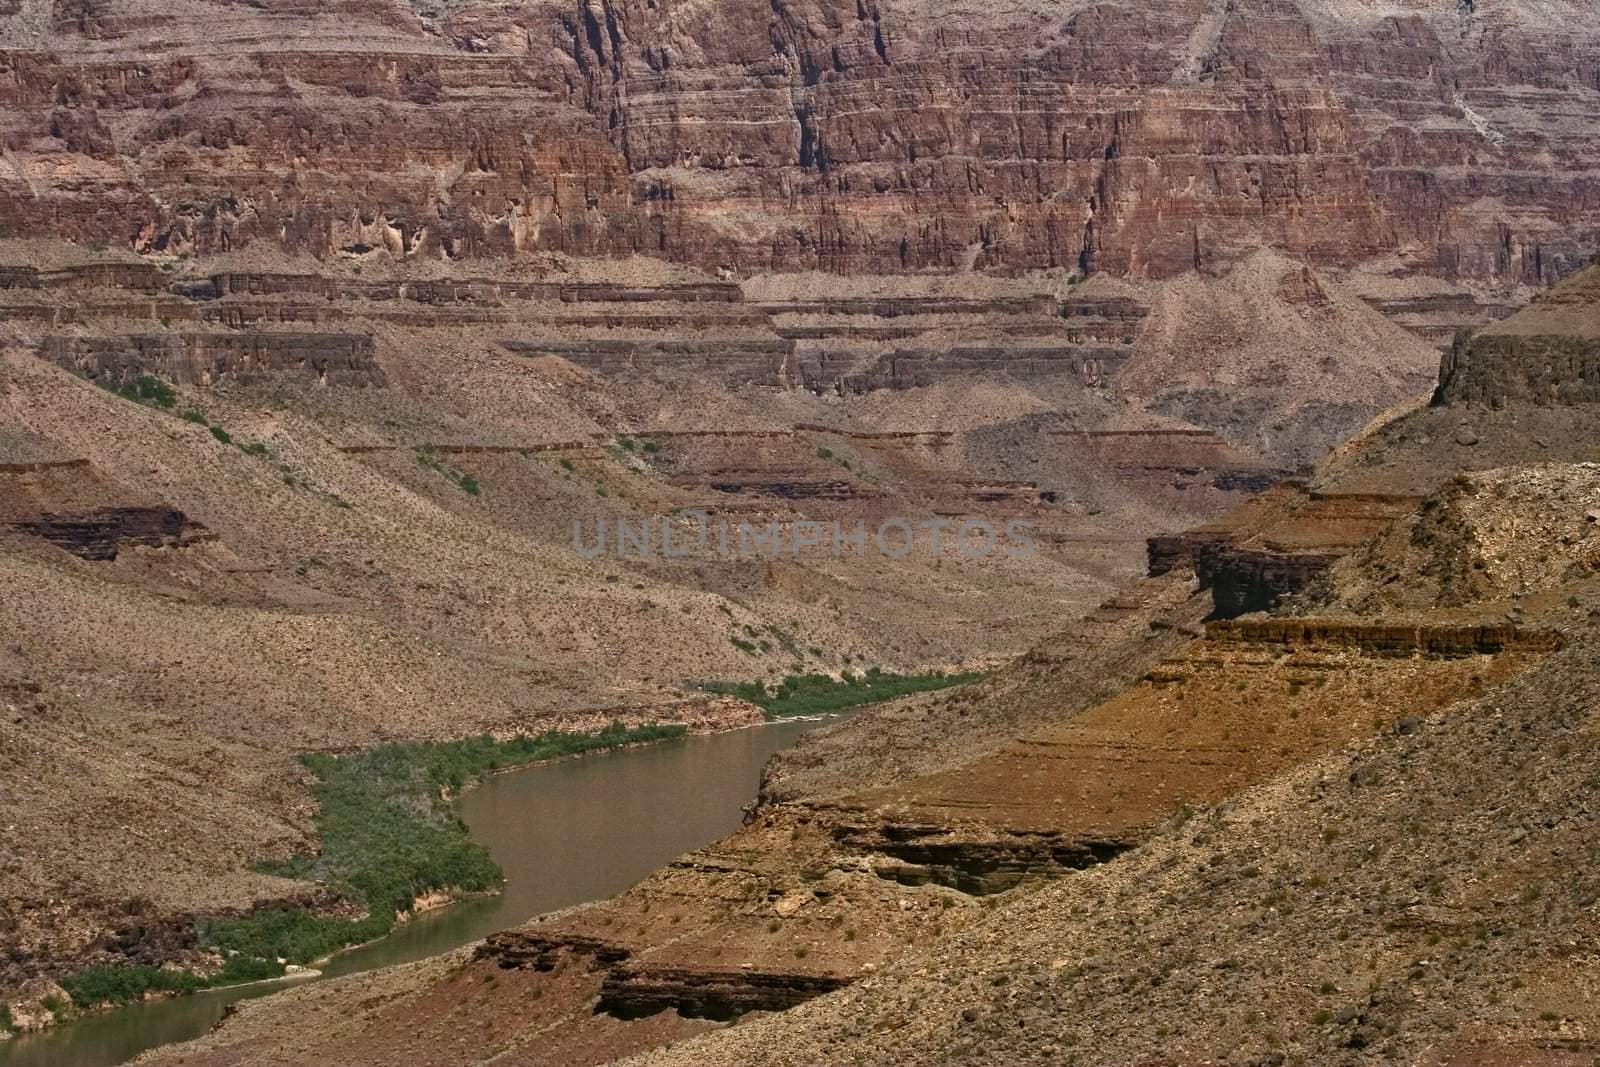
[4,255,1166,395]
[40,332,385,388]
[1148,484,1422,617]
[1434,265,1600,407]
[0,1,1596,282]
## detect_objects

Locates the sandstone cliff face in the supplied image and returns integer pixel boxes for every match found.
[41,332,386,387]
[1435,263,1600,406]
[0,0,1595,282]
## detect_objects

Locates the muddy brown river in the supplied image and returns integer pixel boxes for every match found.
[0,717,832,1067]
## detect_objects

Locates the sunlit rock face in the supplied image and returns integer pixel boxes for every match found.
[0,0,1595,282]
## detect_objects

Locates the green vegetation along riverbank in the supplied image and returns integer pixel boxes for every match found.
[58,722,686,1011]
[701,668,982,718]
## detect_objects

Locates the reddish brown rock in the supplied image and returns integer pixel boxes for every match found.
[39,332,385,388]
[0,1,1594,282]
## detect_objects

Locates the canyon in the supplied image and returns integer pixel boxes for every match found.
[107,264,1600,1067]
[4,240,1345,1028]
[0,0,1598,1063]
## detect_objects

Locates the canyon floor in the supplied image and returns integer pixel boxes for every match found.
[104,269,1600,1066]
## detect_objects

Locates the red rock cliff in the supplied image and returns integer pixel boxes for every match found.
[0,0,1595,281]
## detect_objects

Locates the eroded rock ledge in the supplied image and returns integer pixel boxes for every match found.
[40,333,386,389]
[477,930,852,1021]
[6,506,212,561]
[1207,619,1566,656]
[598,966,853,1022]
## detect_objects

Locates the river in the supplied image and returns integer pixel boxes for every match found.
[0,717,831,1067]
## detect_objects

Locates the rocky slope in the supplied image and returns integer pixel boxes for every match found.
[628,628,1600,1067]
[6,234,1347,1005]
[623,246,1600,1067]
[127,231,1600,1067]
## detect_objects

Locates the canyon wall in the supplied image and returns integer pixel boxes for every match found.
[1434,264,1600,406]
[39,332,386,387]
[0,0,1595,282]
[1437,333,1600,407]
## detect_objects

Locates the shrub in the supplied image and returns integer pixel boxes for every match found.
[209,426,233,445]
[416,448,481,496]
[69,722,685,1008]
[641,441,660,454]
[62,954,289,1006]
[115,374,177,410]
[214,955,282,984]
[706,678,766,702]
[59,964,204,1008]
[700,669,981,718]
[133,375,177,409]
[182,408,208,425]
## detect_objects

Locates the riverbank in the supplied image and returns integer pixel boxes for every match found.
[6,721,692,1038]
[3,669,969,1050]
[0,715,841,1067]
[699,668,984,718]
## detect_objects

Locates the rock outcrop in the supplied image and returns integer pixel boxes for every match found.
[1148,484,1422,617]
[476,931,631,971]
[0,460,214,560]
[1206,618,1565,657]
[841,823,1132,895]
[6,506,211,561]
[39,333,385,388]
[597,966,852,1022]
[1434,265,1600,407]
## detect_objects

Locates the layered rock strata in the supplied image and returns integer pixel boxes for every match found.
[1433,265,1600,406]
[39,333,385,388]
[0,2,1595,282]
